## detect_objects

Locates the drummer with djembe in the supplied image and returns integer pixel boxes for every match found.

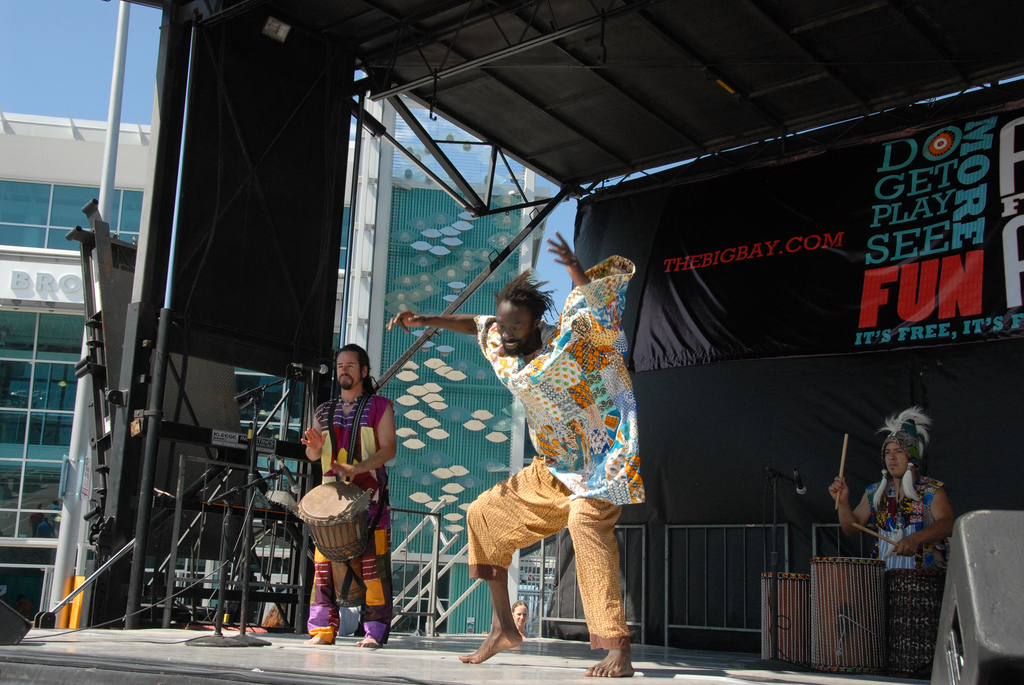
[300,344,397,648]
[828,406,955,676]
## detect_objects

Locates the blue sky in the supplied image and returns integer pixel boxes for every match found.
[0,0,575,307]
[1,0,162,125]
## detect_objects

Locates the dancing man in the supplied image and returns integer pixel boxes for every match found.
[388,234,643,677]
[301,344,397,647]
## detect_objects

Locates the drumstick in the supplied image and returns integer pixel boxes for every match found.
[851,522,924,559]
[834,433,849,510]
[851,522,897,545]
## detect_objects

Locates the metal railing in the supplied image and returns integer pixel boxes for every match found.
[811,522,873,559]
[389,503,448,636]
[534,525,646,644]
[161,454,306,629]
[664,523,785,643]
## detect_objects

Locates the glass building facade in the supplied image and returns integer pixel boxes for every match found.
[0,177,145,618]
[0,180,143,250]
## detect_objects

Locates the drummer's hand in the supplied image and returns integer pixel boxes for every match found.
[892,534,921,557]
[828,476,849,505]
[301,428,324,452]
[387,310,424,334]
[331,461,360,478]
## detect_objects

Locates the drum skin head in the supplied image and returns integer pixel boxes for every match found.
[298,481,370,524]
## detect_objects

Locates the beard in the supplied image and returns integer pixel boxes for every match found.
[339,376,357,390]
[501,335,535,357]
[501,341,524,357]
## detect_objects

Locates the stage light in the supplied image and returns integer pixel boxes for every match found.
[262,17,291,43]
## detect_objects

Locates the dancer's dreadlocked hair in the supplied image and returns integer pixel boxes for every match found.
[495,271,554,321]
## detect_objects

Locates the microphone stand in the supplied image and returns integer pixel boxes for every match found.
[186,503,236,646]
[763,466,799,664]
[189,377,287,647]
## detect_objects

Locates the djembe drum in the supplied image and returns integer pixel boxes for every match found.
[810,557,887,673]
[297,481,372,562]
[761,572,811,665]
[886,568,946,678]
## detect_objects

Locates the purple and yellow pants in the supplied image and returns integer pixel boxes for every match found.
[307,504,393,644]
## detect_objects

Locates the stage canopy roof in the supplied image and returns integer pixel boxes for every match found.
[155,0,1024,187]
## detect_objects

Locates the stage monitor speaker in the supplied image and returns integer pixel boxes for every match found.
[0,599,32,645]
[932,510,1024,685]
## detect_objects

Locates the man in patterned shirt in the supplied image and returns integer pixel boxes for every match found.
[387,234,643,677]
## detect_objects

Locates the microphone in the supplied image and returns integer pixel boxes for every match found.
[792,469,806,495]
[274,458,301,495]
[289,362,330,375]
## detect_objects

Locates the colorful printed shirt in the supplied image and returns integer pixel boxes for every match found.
[865,475,949,570]
[475,256,644,505]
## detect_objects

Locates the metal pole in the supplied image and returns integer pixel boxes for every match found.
[339,91,367,346]
[664,527,669,646]
[98,0,130,224]
[769,476,780,661]
[162,454,188,628]
[237,401,261,638]
[48,0,130,626]
[45,539,136,619]
[47,335,92,625]
[124,306,173,628]
[540,535,547,638]
[123,18,195,629]
[427,509,441,636]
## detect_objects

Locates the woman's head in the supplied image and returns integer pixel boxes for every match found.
[512,601,530,634]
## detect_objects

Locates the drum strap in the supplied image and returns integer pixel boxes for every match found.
[345,393,373,468]
[323,393,373,472]
[350,395,392,536]
[337,560,367,604]
[330,393,389,537]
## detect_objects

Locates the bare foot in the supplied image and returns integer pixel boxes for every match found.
[459,627,522,664]
[304,635,331,646]
[356,637,381,648]
[584,649,634,677]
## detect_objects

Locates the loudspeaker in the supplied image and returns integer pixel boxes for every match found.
[0,599,32,645]
[932,510,1024,685]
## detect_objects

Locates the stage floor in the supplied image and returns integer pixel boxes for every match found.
[0,628,927,685]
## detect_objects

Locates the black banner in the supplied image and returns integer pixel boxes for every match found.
[632,106,1024,371]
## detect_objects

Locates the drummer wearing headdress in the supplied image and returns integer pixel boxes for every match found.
[300,344,397,647]
[829,406,954,570]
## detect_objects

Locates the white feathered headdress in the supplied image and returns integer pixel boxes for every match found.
[872,406,932,509]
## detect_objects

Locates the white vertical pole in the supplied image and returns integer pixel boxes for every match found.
[47,332,94,624]
[48,1,132,623]
[98,1,131,225]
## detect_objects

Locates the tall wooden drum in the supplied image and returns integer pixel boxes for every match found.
[886,568,946,678]
[760,572,810,665]
[810,557,886,673]
[297,481,371,562]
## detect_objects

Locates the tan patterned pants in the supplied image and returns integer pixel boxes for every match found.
[467,458,630,650]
